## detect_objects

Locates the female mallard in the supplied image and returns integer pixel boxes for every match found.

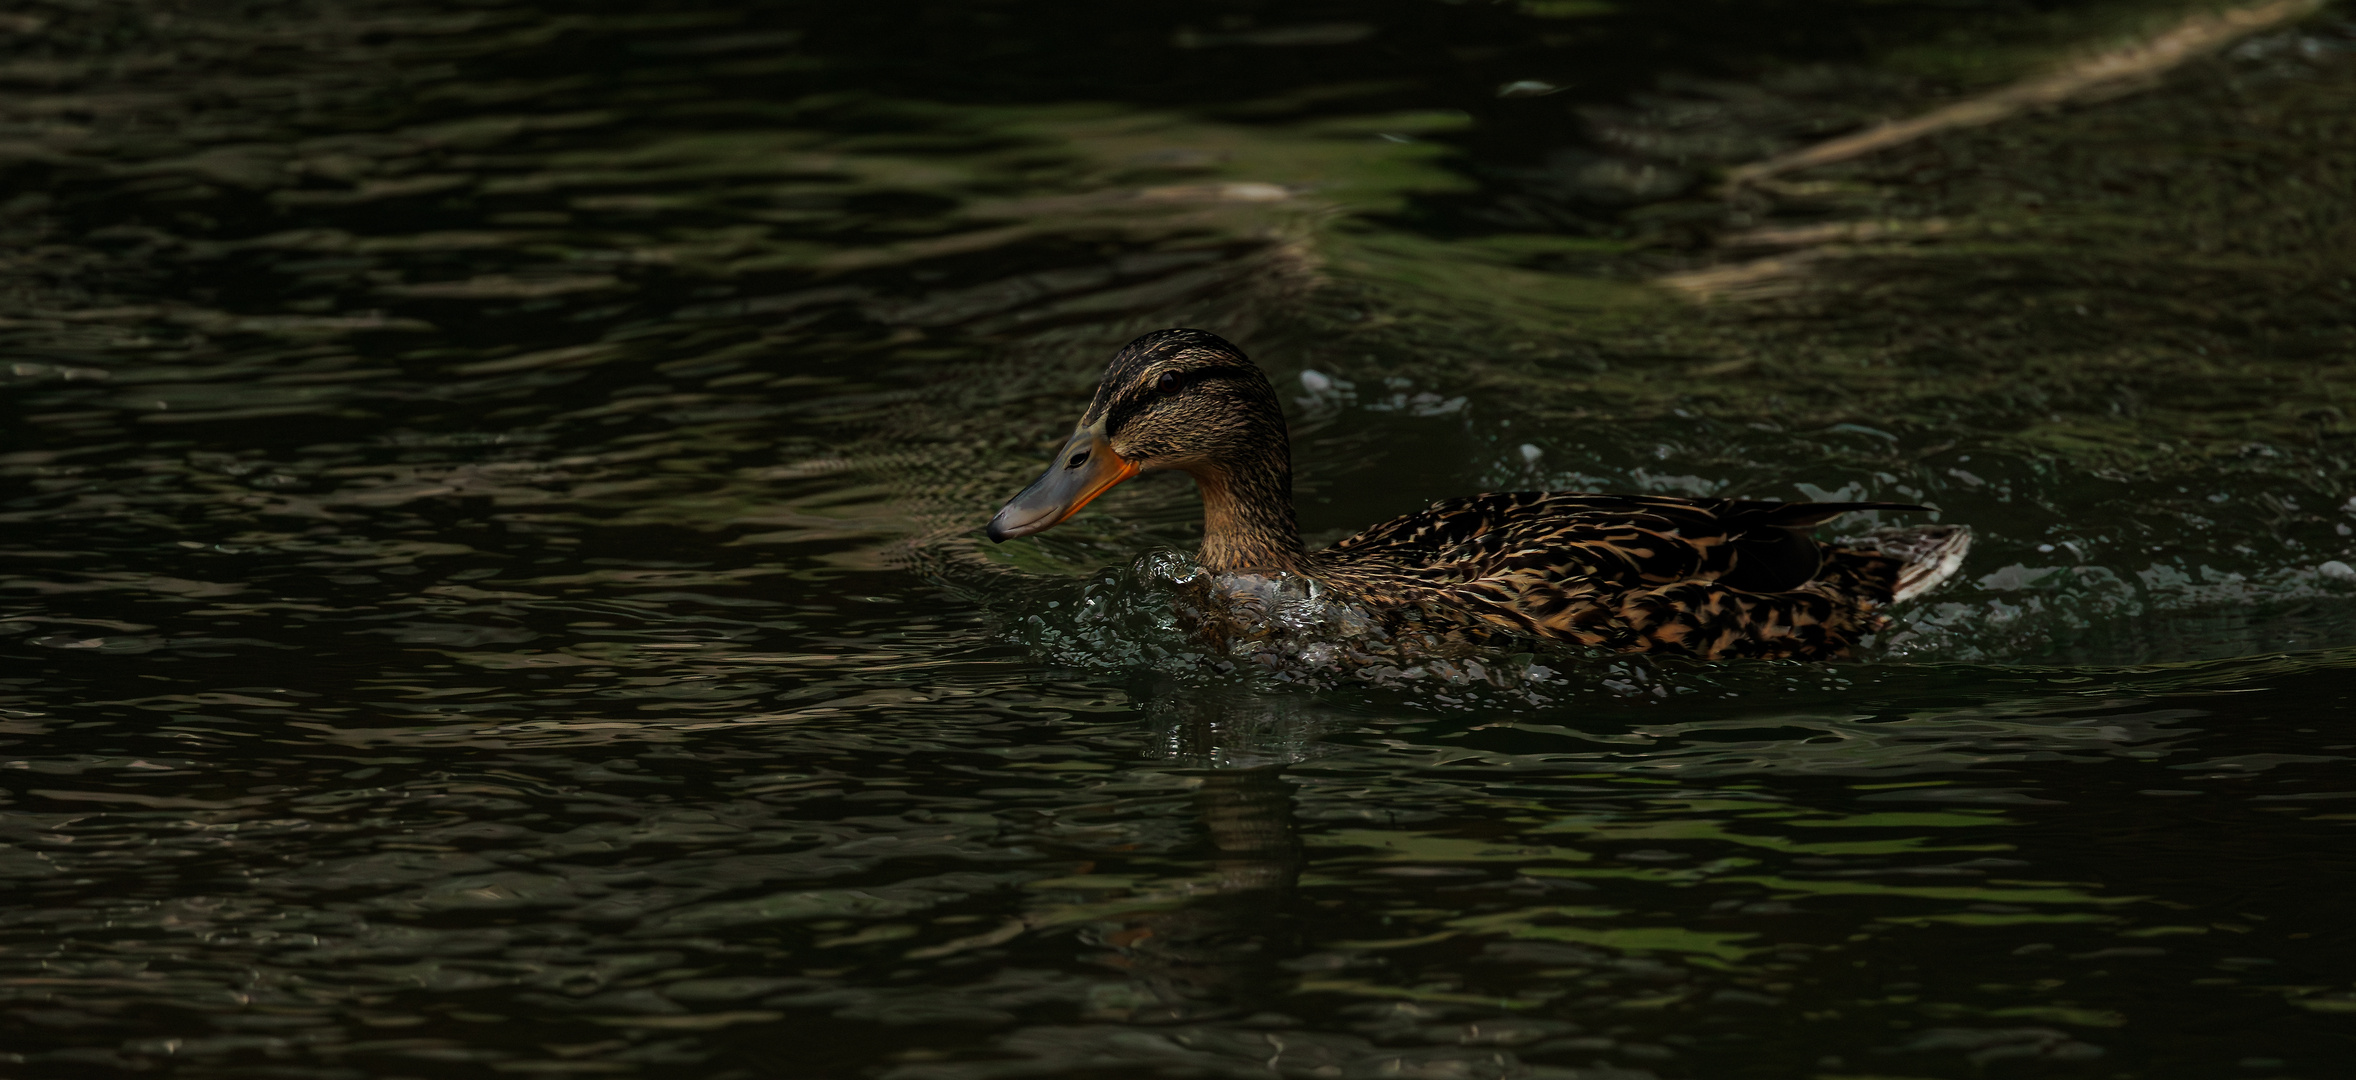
[988,328,1967,660]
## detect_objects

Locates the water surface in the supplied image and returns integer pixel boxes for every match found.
[4,1,2355,1077]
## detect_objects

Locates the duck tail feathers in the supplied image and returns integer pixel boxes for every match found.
[1850,524,1972,603]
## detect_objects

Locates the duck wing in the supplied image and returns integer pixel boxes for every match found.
[1326,492,1921,594]
[1315,493,1927,656]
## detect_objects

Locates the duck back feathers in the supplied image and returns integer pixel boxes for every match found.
[1309,493,1953,659]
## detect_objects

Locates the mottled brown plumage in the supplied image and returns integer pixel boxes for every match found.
[990,329,1967,660]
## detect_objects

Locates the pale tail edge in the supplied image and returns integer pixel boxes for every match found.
[1883,524,1972,604]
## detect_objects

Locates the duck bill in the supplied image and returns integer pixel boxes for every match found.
[987,426,1140,542]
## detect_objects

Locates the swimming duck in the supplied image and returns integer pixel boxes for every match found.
[988,329,1967,660]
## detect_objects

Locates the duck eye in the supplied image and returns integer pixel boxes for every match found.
[1155,371,1182,394]
[1066,449,1090,469]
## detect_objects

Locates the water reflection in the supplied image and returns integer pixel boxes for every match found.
[1078,768,1305,1025]
[1143,683,1337,770]
[863,661,2356,1080]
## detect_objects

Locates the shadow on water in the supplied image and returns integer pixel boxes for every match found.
[2,0,2355,1077]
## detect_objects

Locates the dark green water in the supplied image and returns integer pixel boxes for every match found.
[4,2,2355,1077]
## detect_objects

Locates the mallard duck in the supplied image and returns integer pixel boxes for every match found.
[988,328,1968,660]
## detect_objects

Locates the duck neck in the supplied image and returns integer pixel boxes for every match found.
[1188,456,1306,574]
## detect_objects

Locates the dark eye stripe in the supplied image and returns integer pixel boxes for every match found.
[1104,364,1259,436]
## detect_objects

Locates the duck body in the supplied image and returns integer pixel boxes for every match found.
[1309,491,1944,659]
[989,329,1967,661]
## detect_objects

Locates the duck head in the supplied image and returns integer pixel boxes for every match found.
[987,328,1305,572]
